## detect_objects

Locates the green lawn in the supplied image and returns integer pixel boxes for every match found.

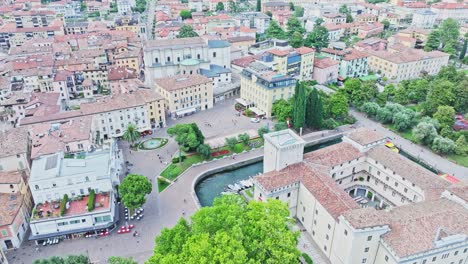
[158,179,170,192]
[387,124,416,142]
[160,154,204,180]
[447,154,468,168]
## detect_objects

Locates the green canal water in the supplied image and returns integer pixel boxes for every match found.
[195,138,342,206]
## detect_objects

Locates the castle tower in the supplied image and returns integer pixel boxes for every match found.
[263,129,305,173]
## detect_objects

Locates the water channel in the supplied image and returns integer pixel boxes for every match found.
[195,138,342,207]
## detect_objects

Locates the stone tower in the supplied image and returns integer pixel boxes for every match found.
[263,129,306,173]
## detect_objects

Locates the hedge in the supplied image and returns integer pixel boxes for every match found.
[87,189,95,212]
[302,253,313,264]
[60,194,68,216]
[172,155,186,163]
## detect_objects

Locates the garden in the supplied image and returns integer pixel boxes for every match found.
[355,65,468,167]
[157,123,267,192]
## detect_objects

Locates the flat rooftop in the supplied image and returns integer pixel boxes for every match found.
[264,129,305,148]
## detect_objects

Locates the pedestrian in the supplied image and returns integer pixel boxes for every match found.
[182,210,185,216]
[183,198,186,203]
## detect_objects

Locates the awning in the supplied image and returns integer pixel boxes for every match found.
[236,98,253,106]
[249,107,265,116]
[176,107,196,116]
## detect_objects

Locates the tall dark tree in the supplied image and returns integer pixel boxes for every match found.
[256,0,261,11]
[292,82,306,130]
[190,123,205,145]
[306,88,323,129]
[460,36,467,60]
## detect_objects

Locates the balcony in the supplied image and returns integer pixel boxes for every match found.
[31,192,111,221]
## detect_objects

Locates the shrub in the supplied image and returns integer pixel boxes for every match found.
[274,122,288,131]
[322,118,339,129]
[172,155,186,163]
[358,177,364,181]
[455,135,468,156]
[343,115,357,124]
[392,112,413,131]
[238,133,250,145]
[302,253,313,264]
[196,144,211,159]
[87,190,95,212]
[413,122,438,145]
[233,143,244,153]
[376,108,393,124]
[60,194,68,216]
[258,126,269,138]
[431,136,455,154]
[367,191,373,199]
[245,109,254,117]
[361,102,380,117]
[225,137,238,150]
[384,102,405,113]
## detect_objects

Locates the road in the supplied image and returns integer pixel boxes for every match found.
[351,109,468,182]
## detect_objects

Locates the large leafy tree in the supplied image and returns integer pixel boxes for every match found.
[304,25,329,51]
[119,174,152,210]
[438,18,460,53]
[306,88,323,129]
[177,25,199,38]
[424,30,440,52]
[289,31,304,48]
[292,82,306,130]
[167,123,205,160]
[123,123,140,145]
[413,121,438,146]
[147,196,300,264]
[454,78,468,113]
[339,4,350,14]
[433,105,455,129]
[286,16,305,36]
[216,2,225,11]
[272,98,293,121]
[180,10,192,20]
[329,92,348,118]
[266,20,287,39]
[424,79,455,115]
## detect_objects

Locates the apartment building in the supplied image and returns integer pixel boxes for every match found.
[321,48,369,79]
[323,13,346,25]
[0,19,64,49]
[240,62,296,118]
[155,74,213,118]
[0,128,30,173]
[28,143,122,242]
[0,170,33,211]
[8,10,56,28]
[261,1,290,13]
[143,37,231,84]
[236,12,271,34]
[115,16,139,35]
[0,192,30,250]
[430,3,468,23]
[367,45,449,82]
[263,47,314,80]
[116,0,136,14]
[313,57,340,84]
[64,22,89,35]
[411,9,437,29]
[254,128,468,264]
[114,49,141,72]
[20,88,166,142]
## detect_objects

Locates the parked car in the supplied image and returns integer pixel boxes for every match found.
[250,118,260,123]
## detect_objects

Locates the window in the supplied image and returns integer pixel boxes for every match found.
[58,222,68,226]
[9,184,13,189]
[301,216,304,222]
[328,224,331,229]
[94,215,111,223]
[326,235,329,240]
[364,247,369,252]
[367,236,372,241]
[344,230,348,236]
[385,255,389,261]
[70,220,80,224]
[454,251,458,256]
[35,185,39,190]
[324,246,327,251]
[287,192,291,197]
[213,52,216,58]
[362,259,367,263]
[82,219,86,223]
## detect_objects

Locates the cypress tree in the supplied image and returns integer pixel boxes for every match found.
[292,82,306,130]
[256,0,261,12]
[306,88,323,129]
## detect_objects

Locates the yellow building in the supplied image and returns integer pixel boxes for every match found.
[367,45,449,82]
[115,16,139,35]
[240,63,297,118]
[155,74,214,118]
[114,49,141,72]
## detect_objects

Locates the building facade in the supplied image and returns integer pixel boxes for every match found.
[155,74,214,118]
[253,128,468,264]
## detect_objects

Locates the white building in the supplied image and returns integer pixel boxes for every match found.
[254,128,468,264]
[236,12,271,34]
[143,37,231,85]
[411,9,437,29]
[28,142,122,242]
[117,0,136,15]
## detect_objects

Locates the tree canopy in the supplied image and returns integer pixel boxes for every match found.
[304,26,329,51]
[33,255,89,264]
[289,31,304,48]
[147,195,300,264]
[286,16,305,36]
[216,2,225,11]
[180,10,192,20]
[119,174,152,210]
[123,124,140,144]
[167,123,205,152]
[272,99,293,121]
[266,20,287,39]
[177,25,199,38]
